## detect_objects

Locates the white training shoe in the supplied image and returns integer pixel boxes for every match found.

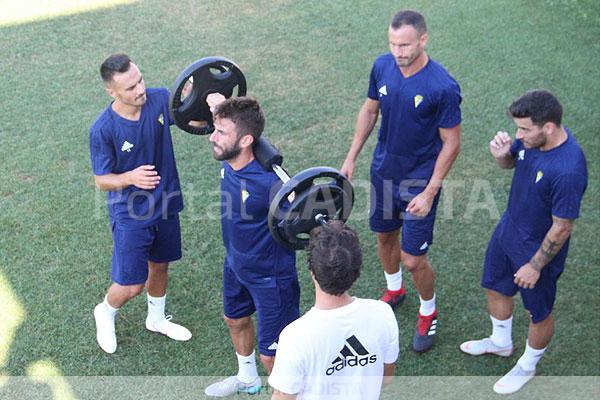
[493,363,535,394]
[94,303,117,354]
[204,376,262,397]
[146,315,192,341]
[460,337,513,357]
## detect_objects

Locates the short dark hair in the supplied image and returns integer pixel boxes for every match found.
[100,53,132,83]
[390,10,427,35]
[508,89,563,127]
[308,221,362,296]
[214,96,265,141]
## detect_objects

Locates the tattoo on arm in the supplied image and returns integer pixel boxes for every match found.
[529,217,574,271]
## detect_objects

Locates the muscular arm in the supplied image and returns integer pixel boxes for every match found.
[340,98,380,180]
[514,216,574,289]
[406,124,461,216]
[495,153,516,170]
[489,131,515,169]
[94,165,160,191]
[425,125,461,196]
[530,216,574,271]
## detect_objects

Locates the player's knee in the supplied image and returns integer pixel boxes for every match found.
[402,254,427,272]
[259,354,275,374]
[224,315,251,332]
[127,284,145,298]
[377,231,399,249]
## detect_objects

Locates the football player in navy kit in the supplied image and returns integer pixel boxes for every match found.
[90,53,191,354]
[341,10,462,353]
[460,90,587,394]
[204,96,300,397]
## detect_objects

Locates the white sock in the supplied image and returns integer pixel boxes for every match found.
[147,294,166,323]
[103,296,118,319]
[236,351,258,384]
[419,294,436,316]
[384,270,403,291]
[517,340,546,371]
[489,315,513,348]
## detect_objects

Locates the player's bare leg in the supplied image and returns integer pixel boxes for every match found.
[377,231,406,307]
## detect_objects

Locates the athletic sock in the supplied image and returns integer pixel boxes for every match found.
[147,294,166,323]
[517,339,546,371]
[103,296,119,318]
[490,315,513,348]
[384,270,403,291]
[419,294,436,316]
[236,351,259,384]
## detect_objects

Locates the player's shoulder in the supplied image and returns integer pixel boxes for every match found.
[355,298,396,318]
[145,87,170,107]
[278,311,316,341]
[90,106,114,137]
[424,59,460,90]
[551,129,588,177]
[372,53,395,71]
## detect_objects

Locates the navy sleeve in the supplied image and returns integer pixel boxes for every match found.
[437,83,462,129]
[367,62,379,100]
[510,139,523,158]
[161,88,175,126]
[89,127,115,175]
[551,173,587,219]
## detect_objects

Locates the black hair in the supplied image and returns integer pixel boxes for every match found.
[509,89,563,127]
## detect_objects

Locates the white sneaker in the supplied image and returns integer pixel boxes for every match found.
[493,363,535,394]
[94,303,117,354]
[460,337,513,357]
[204,376,262,397]
[146,315,192,341]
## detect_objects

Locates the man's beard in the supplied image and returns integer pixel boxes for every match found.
[212,140,242,161]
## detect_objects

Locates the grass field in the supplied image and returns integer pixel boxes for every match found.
[0,0,599,397]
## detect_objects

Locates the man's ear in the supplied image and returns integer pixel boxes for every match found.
[240,134,254,148]
[105,85,116,100]
[542,121,558,136]
[419,32,429,47]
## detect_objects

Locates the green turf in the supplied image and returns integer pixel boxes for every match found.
[0,0,598,390]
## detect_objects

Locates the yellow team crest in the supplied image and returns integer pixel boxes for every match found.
[158,113,164,125]
[242,190,250,203]
[414,94,424,108]
[535,170,544,183]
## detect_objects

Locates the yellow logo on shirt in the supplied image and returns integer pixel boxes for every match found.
[242,190,250,203]
[158,113,164,125]
[535,170,544,183]
[414,94,424,108]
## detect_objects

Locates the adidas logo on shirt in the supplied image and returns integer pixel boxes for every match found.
[378,85,387,96]
[326,335,377,376]
[121,141,134,152]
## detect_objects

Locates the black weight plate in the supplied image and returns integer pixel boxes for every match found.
[268,167,354,250]
[169,56,247,135]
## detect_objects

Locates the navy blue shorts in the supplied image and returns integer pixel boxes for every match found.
[110,214,182,285]
[482,226,564,323]
[369,171,440,256]
[223,265,300,356]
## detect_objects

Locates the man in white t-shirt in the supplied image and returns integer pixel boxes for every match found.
[269,221,400,400]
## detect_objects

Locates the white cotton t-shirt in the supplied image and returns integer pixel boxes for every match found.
[268,297,399,400]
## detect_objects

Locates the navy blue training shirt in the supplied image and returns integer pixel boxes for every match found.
[220,159,296,287]
[497,128,587,264]
[368,54,462,180]
[90,87,184,229]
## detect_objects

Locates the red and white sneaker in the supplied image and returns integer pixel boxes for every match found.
[412,310,437,353]
[379,287,406,308]
[460,337,513,357]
